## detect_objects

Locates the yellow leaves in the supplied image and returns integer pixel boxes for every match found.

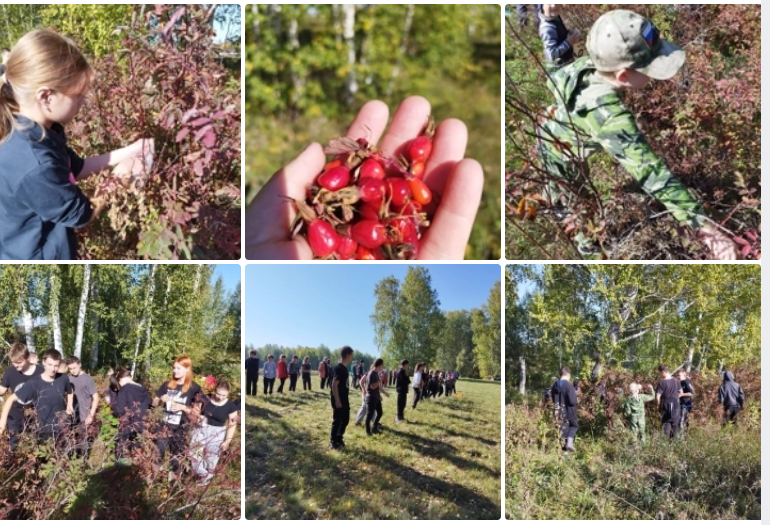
[514,194,546,222]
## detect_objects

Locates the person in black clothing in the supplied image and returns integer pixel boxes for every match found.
[677,369,695,435]
[538,4,580,68]
[365,358,387,436]
[152,355,202,475]
[718,371,745,426]
[301,357,312,390]
[111,366,151,461]
[245,351,260,396]
[516,4,541,28]
[0,348,74,444]
[655,364,682,439]
[395,359,410,423]
[288,356,300,392]
[330,346,354,450]
[551,366,578,452]
[0,343,44,449]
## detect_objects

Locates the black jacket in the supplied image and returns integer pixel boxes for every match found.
[718,372,745,409]
[245,357,260,376]
[539,15,574,66]
[395,368,410,394]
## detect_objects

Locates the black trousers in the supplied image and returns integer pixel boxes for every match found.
[156,423,186,472]
[289,374,298,392]
[277,377,287,393]
[320,377,327,389]
[679,406,691,432]
[412,387,421,409]
[660,399,680,438]
[397,392,407,420]
[263,377,275,394]
[723,405,741,426]
[302,373,311,390]
[246,374,258,396]
[556,405,578,439]
[365,398,383,434]
[330,402,350,445]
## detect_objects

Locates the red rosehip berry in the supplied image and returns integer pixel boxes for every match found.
[351,219,387,249]
[386,177,411,207]
[307,219,340,257]
[317,166,351,191]
[358,178,385,204]
[406,136,432,164]
[359,158,385,180]
[407,178,432,205]
[336,234,358,257]
[359,202,381,221]
[410,161,425,179]
[356,245,384,260]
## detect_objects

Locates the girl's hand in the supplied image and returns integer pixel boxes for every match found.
[170,402,187,412]
[113,138,155,178]
[245,96,483,260]
[160,394,170,403]
[220,439,231,452]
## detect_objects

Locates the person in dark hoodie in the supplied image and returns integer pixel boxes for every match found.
[245,351,260,396]
[112,366,151,461]
[718,371,745,426]
[551,366,578,452]
[394,359,410,423]
[655,364,681,439]
[539,4,581,68]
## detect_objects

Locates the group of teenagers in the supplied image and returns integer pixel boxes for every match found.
[549,364,747,452]
[0,343,239,485]
[247,348,460,451]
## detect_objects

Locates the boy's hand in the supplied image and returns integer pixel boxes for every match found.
[698,224,739,260]
[568,29,581,45]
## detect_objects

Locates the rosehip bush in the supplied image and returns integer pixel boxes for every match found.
[68,5,241,260]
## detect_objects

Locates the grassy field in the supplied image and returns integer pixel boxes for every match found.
[505,403,761,520]
[245,376,502,519]
[245,72,502,260]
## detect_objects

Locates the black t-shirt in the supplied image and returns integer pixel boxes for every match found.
[14,373,71,433]
[395,368,410,393]
[366,370,381,402]
[1,364,44,423]
[113,383,151,428]
[680,379,694,408]
[200,397,238,427]
[155,380,202,426]
[656,377,681,402]
[301,363,311,374]
[331,363,349,403]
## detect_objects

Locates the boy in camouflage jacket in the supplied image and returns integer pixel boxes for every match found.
[624,382,655,442]
[537,9,736,259]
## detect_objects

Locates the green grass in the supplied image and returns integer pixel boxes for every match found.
[245,377,502,519]
[245,72,502,260]
[505,403,761,520]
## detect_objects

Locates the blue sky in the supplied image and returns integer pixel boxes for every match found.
[213,264,241,294]
[246,264,502,355]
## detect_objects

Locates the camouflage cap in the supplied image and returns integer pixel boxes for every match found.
[587,10,685,80]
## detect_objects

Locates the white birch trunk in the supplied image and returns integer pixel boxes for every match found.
[342,4,358,104]
[21,300,35,354]
[131,265,156,378]
[252,4,259,40]
[90,280,100,369]
[386,4,414,96]
[73,264,91,359]
[518,356,526,396]
[50,270,62,353]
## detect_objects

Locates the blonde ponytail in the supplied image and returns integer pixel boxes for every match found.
[0,30,91,143]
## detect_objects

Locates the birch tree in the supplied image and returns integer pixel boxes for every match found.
[73,264,91,359]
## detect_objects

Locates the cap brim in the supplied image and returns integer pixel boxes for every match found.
[637,39,686,80]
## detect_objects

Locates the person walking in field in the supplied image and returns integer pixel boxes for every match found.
[0,343,43,449]
[536,9,737,259]
[262,355,277,395]
[288,356,300,393]
[624,382,655,442]
[551,366,578,452]
[395,359,410,423]
[677,369,695,434]
[0,30,154,260]
[365,358,389,436]
[245,350,260,396]
[301,356,312,391]
[318,357,329,390]
[276,355,289,394]
[411,363,424,410]
[655,364,681,439]
[329,346,354,450]
[718,371,745,426]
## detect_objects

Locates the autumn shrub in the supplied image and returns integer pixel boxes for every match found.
[0,384,240,519]
[505,4,760,260]
[66,5,241,260]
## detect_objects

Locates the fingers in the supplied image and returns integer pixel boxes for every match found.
[423,118,468,195]
[379,96,432,157]
[280,142,327,198]
[346,100,390,146]
[419,159,484,260]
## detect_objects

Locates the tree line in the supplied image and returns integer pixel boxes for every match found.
[506,265,760,395]
[245,343,373,370]
[0,265,241,387]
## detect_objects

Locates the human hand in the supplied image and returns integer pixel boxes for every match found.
[85,414,94,426]
[114,138,155,177]
[66,406,74,416]
[160,394,170,404]
[220,439,231,452]
[568,30,581,45]
[245,96,484,260]
[170,402,187,412]
[698,224,738,260]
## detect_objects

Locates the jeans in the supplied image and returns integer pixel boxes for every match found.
[397,392,407,420]
[263,377,275,394]
[330,402,350,446]
[277,377,287,393]
[289,374,298,392]
[302,373,311,390]
[365,398,383,434]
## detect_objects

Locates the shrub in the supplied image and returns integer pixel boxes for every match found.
[67,5,241,260]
